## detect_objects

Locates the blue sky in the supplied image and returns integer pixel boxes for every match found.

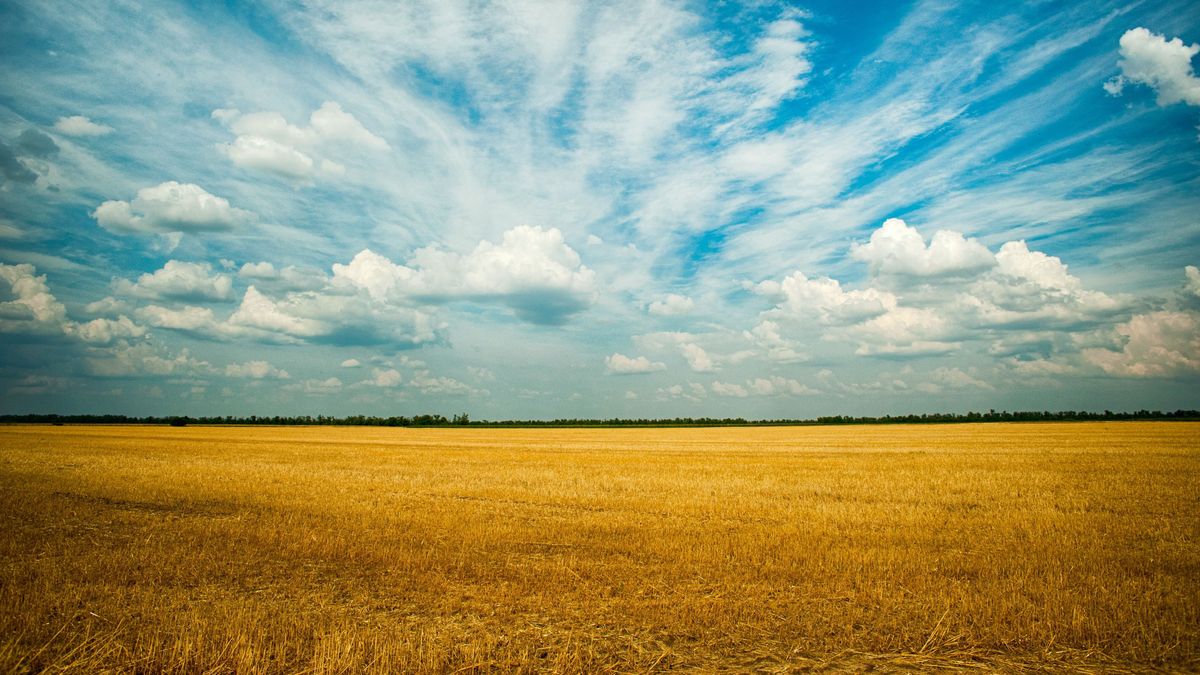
[1,0,1198,418]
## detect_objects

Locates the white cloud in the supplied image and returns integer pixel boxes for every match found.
[605,353,666,374]
[238,262,325,291]
[86,342,212,378]
[749,220,1133,361]
[2,264,152,345]
[710,381,749,397]
[1006,358,1078,376]
[224,285,442,347]
[309,101,390,150]
[679,342,715,372]
[333,225,594,324]
[744,320,808,363]
[726,14,813,117]
[53,115,114,136]
[467,366,495,381]
[748,376,817,396]
[85,296,131,317]
[226,286,327,338]
[341,358,361,368]
[1106,28,1200,107]
[408,370,486,396]
[850,218,994,278]
[1185,265,1200,298]
[917,367,994,393]
[239,261,277,279]
[224,135,315,179]
[92,182,250,235]
[647,293,695,316]
[224,360,289,379]
[114,260,234,302]
[753,270,896,324]
[631,331,695,351]
[214,101,388,181]
[657,382,707,402]
[961,241,1128,328]
[993,241,1078,292]
[69,315,146,345]
[366,368,402,387]
[136,304,219,332]
[284,377,344,395]
[849,307,960,356]
[1083,311,1200,377]
[0,263,68,334]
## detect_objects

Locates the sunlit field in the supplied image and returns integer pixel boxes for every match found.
[1,422,1197,672]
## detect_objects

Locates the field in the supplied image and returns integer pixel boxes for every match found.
[1,422,1198,672]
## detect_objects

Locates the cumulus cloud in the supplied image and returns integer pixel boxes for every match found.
[226,287,332,339]
[747,376,817,396]
[214,101,387,180]
[86,342,212,378]
[114,260,234,302]
[751,220,1132,360]
[341,358,361,368]
[54,115,114,136]
[710,381,749,397]
[679,342,715,372]
[1,263,152,346]
[694,376,816,398]
[224,360,289,379]
[84,296,131,317]
[136,304,220,333]
[751,270,896,324]
[1083,311,1200,377]
[225,285,442,347]
[467,366,495,381]
[239,261,277,279]
[1105,28,1200,106]
[648,293,695,316]
[850,218,994,278]
[657,382,707,402]
[744,320,807,363]
[224,135,315,179]
[237,261,325,291]
[605,353,666,374]
[408,370,487,396]
[1185,265,1200,299]
[848,307,960,356]
[961,241,1128,328]
[284,377,344,395]
[92,182,250,235]
[0,262,67,329]
[69,315,147,345]
[365,368,402,387]
[332,225,595,324]
[915,367,994,393]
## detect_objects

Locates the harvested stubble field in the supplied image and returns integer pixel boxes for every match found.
[0,423,1198,673]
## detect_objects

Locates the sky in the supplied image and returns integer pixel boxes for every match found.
[1,0,1199,419]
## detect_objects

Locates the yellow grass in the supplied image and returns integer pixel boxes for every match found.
[1,422,1197,672]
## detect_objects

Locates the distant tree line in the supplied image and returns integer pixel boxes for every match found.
[2,409,1198,427]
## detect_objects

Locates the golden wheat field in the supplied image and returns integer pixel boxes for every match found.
[1,422,1198,673]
